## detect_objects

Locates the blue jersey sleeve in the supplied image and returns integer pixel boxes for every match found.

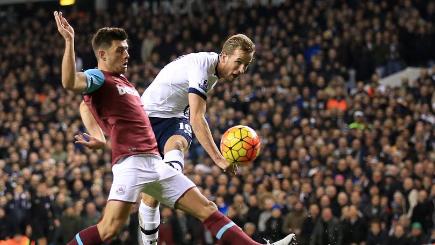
[84,69,105,94]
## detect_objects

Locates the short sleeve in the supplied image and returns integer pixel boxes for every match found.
[187,69,209,100]
[83,69,105,94]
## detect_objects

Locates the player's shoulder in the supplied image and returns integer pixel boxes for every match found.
[83,69,106,94]
[84,68,115,81]
[189,52,219,62]
[185,52,218,71]
[171,51,217,64]
[84,68,104,75]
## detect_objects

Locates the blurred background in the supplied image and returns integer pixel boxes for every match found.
[0,0,434,244]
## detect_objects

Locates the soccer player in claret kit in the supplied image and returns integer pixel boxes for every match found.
[54,11,295,245]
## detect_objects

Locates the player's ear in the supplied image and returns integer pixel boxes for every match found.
[98,49,106,61]
[220,52,229,64]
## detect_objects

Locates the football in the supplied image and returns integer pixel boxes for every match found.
[220,125,261,165]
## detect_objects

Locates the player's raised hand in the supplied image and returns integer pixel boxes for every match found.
[54,11,74,41]
[74,133,105,150]
[215,157,230,170]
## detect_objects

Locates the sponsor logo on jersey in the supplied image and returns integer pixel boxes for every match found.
[116,84,140,97]
[113,77,123,83]
[183,105,190,117]
[199,79,208,92]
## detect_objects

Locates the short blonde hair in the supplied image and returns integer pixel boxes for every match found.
[222,34,255,55]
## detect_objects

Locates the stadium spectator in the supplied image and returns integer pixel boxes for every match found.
[409,222,427,244]
[310,207,343,245]
[366,219,387,245]
[299,203,320,244]
[341,205,367,244]
[281,200,306,237]
[385,223,410,245]
[411,189,434,234]
[53,202,85,244]
[264,206,284,242]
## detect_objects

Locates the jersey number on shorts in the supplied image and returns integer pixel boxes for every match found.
[179,123,192,137]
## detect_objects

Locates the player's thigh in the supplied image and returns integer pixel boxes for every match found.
[175,187,217,222]
[142,157,196,209]
[164,134,190,154]
[109,155,160,203]
[150,117,192,155]
[98,200,134,239]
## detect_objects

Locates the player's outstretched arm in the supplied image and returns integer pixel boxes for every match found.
[75,101,106,149]
[53,11,86,93]
[189,93,231,170]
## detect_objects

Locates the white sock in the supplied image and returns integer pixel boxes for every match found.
[164,149,184,172]
[138,200,160,244]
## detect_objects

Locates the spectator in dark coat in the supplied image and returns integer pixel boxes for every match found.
[366,220,387,245]
[385,224,410,245]
[0,207,14,240]
[282,200,306,237]
[409,222,428,245]
[342,205,367,244]
[244,222,263,243]
[29,181,55,245]
[53,203,84,244]
[411,190,434,234]
[310,208,343,245]
[246,195,261,228]
[264,207,284,242]
[300,203,320,245]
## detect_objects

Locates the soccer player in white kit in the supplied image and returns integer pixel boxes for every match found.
[138,34,252,244]
[138,34,294,245]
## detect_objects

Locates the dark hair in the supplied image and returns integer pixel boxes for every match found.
[91,27,128,53]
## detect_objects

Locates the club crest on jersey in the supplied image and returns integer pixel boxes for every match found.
[199,79,208,92]
[116,84,140,97]
[115,184,126,195]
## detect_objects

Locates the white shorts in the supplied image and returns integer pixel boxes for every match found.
[108,154,195,208]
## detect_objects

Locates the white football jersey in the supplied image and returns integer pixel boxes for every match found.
[141,52,219,118]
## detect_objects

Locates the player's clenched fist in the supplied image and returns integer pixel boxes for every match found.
[74,133,106,150]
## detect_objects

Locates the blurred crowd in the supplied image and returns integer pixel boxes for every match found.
[0,0,434,244]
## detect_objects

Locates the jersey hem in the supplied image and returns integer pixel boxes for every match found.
[113,152,160,165]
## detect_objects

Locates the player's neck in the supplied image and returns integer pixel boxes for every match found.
[215,56,222,79]
[214,55,227,80]
[97,64,120,75]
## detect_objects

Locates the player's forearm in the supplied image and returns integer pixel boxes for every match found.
[83,119,106,144]
[191,116,224,161]
[80,102,106,143]
[61,40,80,92]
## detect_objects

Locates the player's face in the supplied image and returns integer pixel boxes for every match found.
[101,40,129,74]
[220,48,253,81]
